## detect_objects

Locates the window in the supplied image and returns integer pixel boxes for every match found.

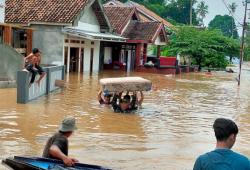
[91,41,94,45]
[0,26,3,44]
[12,28,27,48]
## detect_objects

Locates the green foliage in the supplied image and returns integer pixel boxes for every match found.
[162,0,199,25]
[167,26,239,69]
[208,15,239,39]
[244,29,250,61]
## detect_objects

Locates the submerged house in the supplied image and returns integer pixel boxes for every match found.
[5,0,125,73]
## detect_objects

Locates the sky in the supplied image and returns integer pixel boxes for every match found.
[0,0,247,34]
[200,0,245,34]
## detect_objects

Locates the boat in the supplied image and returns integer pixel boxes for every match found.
[2,156,112,170]
[99,77,152,92]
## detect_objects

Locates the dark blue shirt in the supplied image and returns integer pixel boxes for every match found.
[194,149,250,170]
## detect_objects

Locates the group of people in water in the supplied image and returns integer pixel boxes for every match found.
[98,89,144,113]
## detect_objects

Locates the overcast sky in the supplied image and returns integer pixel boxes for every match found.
[200,0,245,34]
[0,0,247,34]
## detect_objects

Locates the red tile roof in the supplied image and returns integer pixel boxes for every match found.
[122,21,165,42]
[126,1,174,29]
[5,0,89,25]
[104,6,136,34]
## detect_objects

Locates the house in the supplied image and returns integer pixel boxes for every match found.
[5,0,125,73]
[104,0,174,30]
[102,5,168,71]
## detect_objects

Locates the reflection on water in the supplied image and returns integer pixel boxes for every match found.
[0,70,250,170]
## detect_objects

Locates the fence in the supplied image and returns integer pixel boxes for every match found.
[17,65,65,104]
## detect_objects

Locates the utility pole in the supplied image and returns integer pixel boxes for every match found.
[190,0,193,25]
[238,0,249,86]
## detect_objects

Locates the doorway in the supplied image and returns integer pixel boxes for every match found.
[69,47,79,72]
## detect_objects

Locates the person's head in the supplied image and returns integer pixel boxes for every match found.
[213,118,238,149]
[32,48,41,57]
[103,90,111,103]
[59,117,77,138]
[120,95,131,110]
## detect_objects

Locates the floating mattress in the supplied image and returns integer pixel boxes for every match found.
[99,77,152,92]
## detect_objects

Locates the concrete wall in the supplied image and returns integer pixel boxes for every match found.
[77,5,100,32]
[0,44,23,80]
[0,0,4,23]
[17,65,64,104]
[31,25,64,65]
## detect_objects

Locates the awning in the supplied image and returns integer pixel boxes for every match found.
[62,28,126,42]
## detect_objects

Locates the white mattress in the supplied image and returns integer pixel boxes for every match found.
[99,77,152,92]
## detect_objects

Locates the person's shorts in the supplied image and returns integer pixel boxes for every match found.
[35,65,45,75]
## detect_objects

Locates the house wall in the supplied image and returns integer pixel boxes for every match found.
[31,25,64,65]
[64,35,100,72]
[154,35,167,46]
[76,5,100,32]
[0,43,23,80]
[0,0,4,23]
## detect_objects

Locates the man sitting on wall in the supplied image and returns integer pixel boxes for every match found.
[43,117,79,167]
[24,48,46,86]
[193,118,250,170]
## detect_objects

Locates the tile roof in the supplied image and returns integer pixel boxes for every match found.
[126,1,174,29]
[5,0,89,25]
[103,0,126,7]
[122,21,164,42]
[104,6,135,34]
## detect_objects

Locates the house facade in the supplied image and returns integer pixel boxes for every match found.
[5,0,125,73]
[102,5,168,71]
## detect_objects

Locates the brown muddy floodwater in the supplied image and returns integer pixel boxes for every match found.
[0,70,250,170]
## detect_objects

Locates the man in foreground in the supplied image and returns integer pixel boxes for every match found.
[193,118,250,170]
[43,117,78,167]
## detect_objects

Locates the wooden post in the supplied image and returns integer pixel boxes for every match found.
[3,26,12,45]
[143,43,148,64]
[26,29,33,54]
[135,43,142,69]
[157,45,161,58]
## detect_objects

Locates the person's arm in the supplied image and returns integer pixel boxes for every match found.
[98,90,102,102]
[193,156,202,170]
[23,53,33,68]
[138,91,144,106]
[49,145,77,166]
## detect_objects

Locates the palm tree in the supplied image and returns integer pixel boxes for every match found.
[228,2,237,38]
[196,1,208,27]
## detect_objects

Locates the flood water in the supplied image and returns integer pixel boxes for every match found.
[0,69,250,170]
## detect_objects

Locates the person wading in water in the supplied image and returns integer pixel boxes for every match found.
[42,117,79,167]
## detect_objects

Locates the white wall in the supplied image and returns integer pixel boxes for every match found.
[76,5,100,32]
[64,35,101,72]
[154,35,167,46]
[0,0,5,23]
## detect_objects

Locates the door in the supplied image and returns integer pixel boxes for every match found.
[90,48,94,72]
[80,48,84,72]
[69,47,79,72]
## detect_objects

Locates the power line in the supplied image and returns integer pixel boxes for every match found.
[221,0,243,26]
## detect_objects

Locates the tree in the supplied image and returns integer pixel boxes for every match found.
[167,26,239,70]
[209,15,239,39]
[228,2,238,38]
[162,0,199,25]
[196,1,208,26]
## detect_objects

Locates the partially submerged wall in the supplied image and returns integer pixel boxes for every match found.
[17,65,65,104]
[0,43,23,80]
